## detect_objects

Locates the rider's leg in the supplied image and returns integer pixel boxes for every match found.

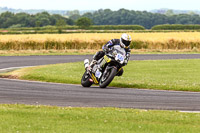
[91,51,105,65]
[93,51,105,60]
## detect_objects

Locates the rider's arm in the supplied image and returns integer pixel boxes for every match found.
[125,48,131,59]
[102,39,115,52]
[124,48,131,66]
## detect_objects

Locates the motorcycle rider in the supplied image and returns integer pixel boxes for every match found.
[91,33,131,76]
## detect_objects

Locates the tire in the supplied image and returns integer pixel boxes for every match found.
[99,67,117,88]
[81,71,93,87]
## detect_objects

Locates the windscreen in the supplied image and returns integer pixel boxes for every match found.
[113,45,126,56]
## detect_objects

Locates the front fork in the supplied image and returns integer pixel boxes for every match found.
[101,55,122,76]
[84,55,122,84]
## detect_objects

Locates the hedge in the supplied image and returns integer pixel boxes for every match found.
[152,24,200,30]
[2,25,145,31]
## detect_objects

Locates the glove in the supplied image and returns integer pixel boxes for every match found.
[126,53,130,58]
[125,53,130,64]
[123,59,128,66]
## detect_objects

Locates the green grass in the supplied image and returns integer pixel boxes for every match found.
[0,104,200,133]
[2,59,200,91]
[0,50,97,56]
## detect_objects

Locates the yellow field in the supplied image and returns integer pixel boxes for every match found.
[1,32,200,51]
[1,32,200,42]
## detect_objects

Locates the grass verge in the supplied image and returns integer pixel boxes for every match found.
[0,50,97,56]
[1,59,200,92]
[0,104,200,132]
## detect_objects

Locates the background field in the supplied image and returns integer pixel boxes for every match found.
[1,32,200,53]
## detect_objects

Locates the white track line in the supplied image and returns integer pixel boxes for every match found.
[179,111,200,113]
[0,66,34,73]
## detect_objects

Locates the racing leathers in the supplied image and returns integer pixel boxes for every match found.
[92,39,131,76]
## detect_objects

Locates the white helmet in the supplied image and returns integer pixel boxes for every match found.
[120,33,132,48]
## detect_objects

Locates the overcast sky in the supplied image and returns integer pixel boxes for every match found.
[0,0,200,11]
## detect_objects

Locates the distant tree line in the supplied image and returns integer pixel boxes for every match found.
[71,9,200,29]
[1,9,200,29]
[0,11,74,28]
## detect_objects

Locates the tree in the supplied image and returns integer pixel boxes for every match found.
[0,12,15,28]
[69,14,81,21]
[56,19,66,33]
[66,10,80,16]
[188,11,195,16]
[35,21,41,27]
[35,12,51,26]
[76,17,93,29]
[165,10,174,16]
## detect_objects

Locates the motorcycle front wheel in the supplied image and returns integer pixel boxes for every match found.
[99,67,117,88]
[81,71,93,87]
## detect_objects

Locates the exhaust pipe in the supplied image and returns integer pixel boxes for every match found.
[84,59,90,69]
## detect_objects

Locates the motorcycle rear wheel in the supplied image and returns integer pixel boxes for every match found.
[81,71,93,87]
[99,67,117,88]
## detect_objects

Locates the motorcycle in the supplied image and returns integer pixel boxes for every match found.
[81,45,128,88]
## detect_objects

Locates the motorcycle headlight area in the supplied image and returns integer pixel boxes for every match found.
[112,50,118,56]
[115,54,125,64]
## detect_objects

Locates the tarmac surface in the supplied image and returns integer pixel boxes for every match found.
[0,54,200,111]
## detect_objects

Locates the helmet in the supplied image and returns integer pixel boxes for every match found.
[120,33,131,48]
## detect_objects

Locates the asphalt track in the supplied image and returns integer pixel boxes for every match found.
[0,54,200,111]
